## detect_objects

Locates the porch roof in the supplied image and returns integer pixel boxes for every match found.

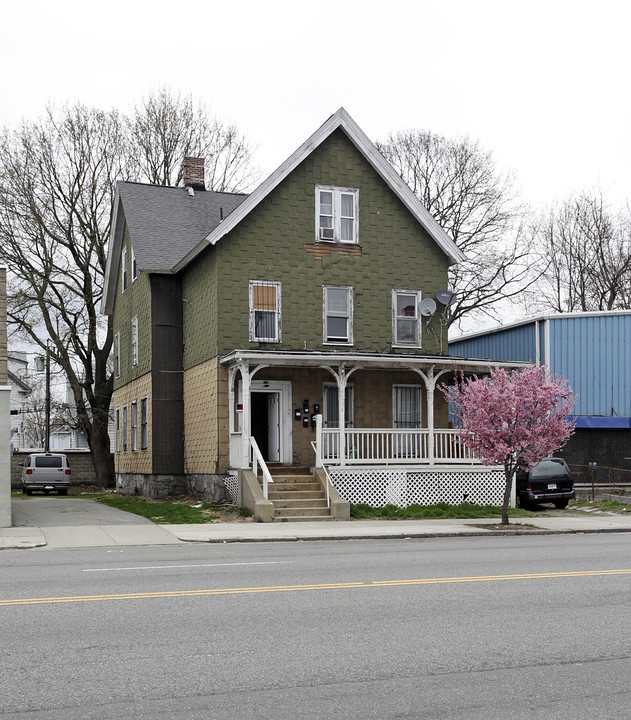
[220,349,527,374]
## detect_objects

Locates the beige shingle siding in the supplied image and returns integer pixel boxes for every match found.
[113,373,152,475]
[182,359,219,473]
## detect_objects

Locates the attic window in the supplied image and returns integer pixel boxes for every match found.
[316,186,358,244]
[121,247,128,293]
[131,247,137,282]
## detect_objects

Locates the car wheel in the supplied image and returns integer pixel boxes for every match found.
[58,488,68,496]
[554,499,569,509]
[25,488,32,496]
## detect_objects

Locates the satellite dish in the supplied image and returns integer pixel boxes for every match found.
[436,290,457,306]
[419,298,437,317]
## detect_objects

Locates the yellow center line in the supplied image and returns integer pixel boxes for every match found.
[2,569,631,607]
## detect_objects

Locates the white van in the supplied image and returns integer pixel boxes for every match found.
[20,453,71,495]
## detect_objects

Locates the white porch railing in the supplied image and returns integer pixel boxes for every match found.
[319,427,478,466]
[249,437,274,499]
[310,441,332,508]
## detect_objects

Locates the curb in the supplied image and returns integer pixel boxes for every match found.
[174,526,631,544]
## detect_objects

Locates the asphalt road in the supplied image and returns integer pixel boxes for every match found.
[2,534,631,719]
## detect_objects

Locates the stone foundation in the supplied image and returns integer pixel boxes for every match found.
[116,472,230,503]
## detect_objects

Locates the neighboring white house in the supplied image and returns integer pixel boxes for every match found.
[8,351,90,451]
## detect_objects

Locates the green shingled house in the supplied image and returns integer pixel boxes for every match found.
[102,109,510,519]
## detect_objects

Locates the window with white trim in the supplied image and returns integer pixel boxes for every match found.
[131,317,138,367]
[393,289,421,347]
[122,405,128,453]
[249,281,281,342]
[316,186,359,244]
[115,407,121,453]
[114,332,120,378]
[323,384,354,428]
[121,247,128,293]
[323,285,353,344]
[140,396,148,450]
[131,400,138,452]
[393,385,422,458]
[393,385,422,428]
[131,247,137,282]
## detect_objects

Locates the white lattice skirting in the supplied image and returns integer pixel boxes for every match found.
[329,466,505,507]
[224,471,239,503]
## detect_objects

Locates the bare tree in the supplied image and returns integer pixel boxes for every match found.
[0,105,127,485]
[377,130,534,329]
[129,87,259,191]
[0,93,259,487]
[529,192,631,313]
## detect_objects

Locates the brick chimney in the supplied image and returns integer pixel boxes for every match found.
[182,157,205,191]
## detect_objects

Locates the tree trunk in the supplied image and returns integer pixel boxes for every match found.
[502,466,514,525]
[89,410,115,488]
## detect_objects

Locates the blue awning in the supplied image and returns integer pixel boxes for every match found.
[573,416,631,429]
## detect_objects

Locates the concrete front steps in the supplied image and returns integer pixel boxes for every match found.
[261,464,334,522]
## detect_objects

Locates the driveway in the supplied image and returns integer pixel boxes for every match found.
[11,496,155,527]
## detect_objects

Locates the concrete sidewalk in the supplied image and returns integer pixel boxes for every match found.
[3,506,631,549]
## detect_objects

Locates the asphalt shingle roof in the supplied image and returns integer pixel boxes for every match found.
[117,182,248,273]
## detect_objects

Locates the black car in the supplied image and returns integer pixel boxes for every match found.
[516,457,575,509]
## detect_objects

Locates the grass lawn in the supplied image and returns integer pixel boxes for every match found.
[11,488,628,524]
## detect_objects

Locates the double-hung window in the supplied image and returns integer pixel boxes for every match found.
[122,405,128,453]
[131,400,138,452]
[140,397,148,450]
[393,385,422,458]
[131,247,137,282]
[393,289,421,347]
[316,186,358,244]
[114,332,120,378]
[249,281,281,342]
[323,286,353,344]
[121,247,128,293]
[131,317,138,367]
[115,407,121,453]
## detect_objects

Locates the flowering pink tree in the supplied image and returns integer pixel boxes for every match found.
[443,365,577,524]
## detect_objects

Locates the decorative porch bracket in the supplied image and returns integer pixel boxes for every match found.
[228,360,269,468]
[321,363,360,467]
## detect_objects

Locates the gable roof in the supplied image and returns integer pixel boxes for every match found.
[102,183,247,313]
[8,369,31,394]
[102,108,464,314]
[172,107,464,272]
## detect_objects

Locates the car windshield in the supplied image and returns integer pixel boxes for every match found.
[34,456,63,468]
[530,460,567,479]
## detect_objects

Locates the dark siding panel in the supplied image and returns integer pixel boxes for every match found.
[151,275,184,474]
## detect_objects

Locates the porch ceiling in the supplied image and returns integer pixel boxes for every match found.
[220,349,527,374]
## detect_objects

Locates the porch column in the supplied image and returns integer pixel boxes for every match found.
[239,360,251,468]
[323,363,358,468]
[426,367,436,465]
[336,367,347,467]
[414,366,447,466]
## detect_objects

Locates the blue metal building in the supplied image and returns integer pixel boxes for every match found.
[449,311,631,482]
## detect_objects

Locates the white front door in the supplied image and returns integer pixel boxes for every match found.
[250,380,293,465]
[267,393,280,462]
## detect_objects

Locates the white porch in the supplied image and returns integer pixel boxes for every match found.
[222,349,522,475]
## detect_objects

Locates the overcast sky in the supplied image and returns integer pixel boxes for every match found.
[1,0,629,209]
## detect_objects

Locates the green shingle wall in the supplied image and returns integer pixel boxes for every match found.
[125,128,452,374]
[112,226,152,389]
[186,129,449,358]
[182,248,218,370]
